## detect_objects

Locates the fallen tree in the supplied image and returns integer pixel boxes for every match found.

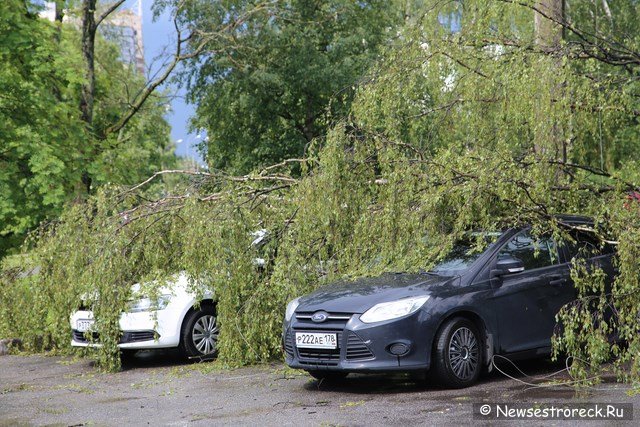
[1,1,639,384]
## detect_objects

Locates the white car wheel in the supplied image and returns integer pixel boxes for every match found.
[180,305,218,358]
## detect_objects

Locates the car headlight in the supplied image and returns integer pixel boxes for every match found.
[128,294,172,313]
[284,297,300,322]
[360,296,430,324]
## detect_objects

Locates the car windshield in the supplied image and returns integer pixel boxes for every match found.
[429,232,502,275]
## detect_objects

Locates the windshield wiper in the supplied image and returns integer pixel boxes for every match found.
[419,270,441,276]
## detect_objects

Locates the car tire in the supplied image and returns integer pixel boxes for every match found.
[430,317,483,388]
[179,304,219,359]
[306,370,348,381]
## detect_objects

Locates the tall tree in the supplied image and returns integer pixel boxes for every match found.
[0,1,176,257]
[75,0,177,195]
[166,0,403,174]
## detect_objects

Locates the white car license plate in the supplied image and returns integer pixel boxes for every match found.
[295,332,337,349]
[76,319,94,332]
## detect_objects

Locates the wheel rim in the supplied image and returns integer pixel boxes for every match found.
[448,326,479,381]
[192,314,218,355]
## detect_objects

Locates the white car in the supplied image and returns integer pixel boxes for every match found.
[70,272,218,358]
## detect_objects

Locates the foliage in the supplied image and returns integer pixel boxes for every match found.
[0,2,176,258]
[0,3,84,256]
[160,0,404,174]
[1,0,639,384]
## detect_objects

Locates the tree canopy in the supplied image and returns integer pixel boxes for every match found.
[0,1,176,257]
[163,0,404,174]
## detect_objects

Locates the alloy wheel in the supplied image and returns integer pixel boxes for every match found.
[192,314,218,355]
[448,326,479,380]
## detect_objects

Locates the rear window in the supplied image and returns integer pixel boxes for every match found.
[564,231,615,260]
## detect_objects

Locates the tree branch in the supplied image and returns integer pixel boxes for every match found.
[119,167,300,200]
[95,0,126,29]
[497,0,640,66]
[105,17,188,136]
[105,2,274,137]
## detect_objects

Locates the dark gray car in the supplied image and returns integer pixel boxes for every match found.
[282,216,615,388]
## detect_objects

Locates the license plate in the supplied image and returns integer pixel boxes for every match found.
[76,319,94,332]
[295,332,337,349]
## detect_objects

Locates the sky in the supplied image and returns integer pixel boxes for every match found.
[137,0,203,162]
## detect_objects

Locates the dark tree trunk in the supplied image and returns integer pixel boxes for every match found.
[76,0,98,197]
[73,0,181,195]
[54,0,64,23]
[80,0,97,128]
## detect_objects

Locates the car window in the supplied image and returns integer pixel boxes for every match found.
[497,231,559,271]
[430,243,485,274]
[429,232,502,275]
[564,231,614,260]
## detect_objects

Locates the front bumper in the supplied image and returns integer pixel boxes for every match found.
[283,309,436,372]
[70,309,182,350]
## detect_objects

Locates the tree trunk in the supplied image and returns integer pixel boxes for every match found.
[534,0,564,49]
[54,0,64,23]
[80,0,96,127]
[52,2,64,93]
[534,0,567,170]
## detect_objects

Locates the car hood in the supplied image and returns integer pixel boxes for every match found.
[297,273,457,314]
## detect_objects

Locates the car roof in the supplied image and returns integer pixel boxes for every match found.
[554,214,594,226]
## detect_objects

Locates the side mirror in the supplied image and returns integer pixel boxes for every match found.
[492,257,525,276]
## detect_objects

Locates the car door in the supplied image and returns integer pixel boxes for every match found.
[563,231,617,286]
[490,230,574,354]
[562,230,617,327]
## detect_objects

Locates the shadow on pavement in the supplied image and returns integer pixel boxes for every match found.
[303,357,614,399]
[112,348,212,371]
[303,372,434,394]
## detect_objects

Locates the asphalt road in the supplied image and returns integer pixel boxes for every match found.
[1,351,638,426]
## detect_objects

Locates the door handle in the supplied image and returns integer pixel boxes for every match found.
[549,275,567,287]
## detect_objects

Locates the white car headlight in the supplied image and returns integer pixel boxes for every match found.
[285,297,300,322]
[128,294,172,313]
[360,296,430,324]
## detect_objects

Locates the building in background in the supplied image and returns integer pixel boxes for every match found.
[40,1,145,74]
[101,3,145,74]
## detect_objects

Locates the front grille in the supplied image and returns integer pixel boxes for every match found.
[77,302,92,311]
[292,330,343,366]
[294,312,352,330]
[297,348,340,366]
[290,311,355,366]
[72,330,158,344]
[295,313,352,321]
[72,330,99,343]
[346,332,374,360]
[122,331,157,343]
